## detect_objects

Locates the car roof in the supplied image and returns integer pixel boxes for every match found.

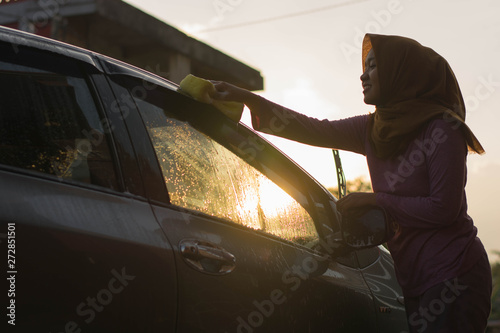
[0,25,179,92]
[0,25,99,67]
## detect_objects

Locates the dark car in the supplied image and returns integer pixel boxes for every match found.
[0,26,408,332]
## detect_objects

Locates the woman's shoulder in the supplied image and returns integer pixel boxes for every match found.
[424,116,464,137]
[420,116,467,150]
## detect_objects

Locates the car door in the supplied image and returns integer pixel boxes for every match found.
[0,30,176,332]
[356,247,409,332]
[104,62,383,332]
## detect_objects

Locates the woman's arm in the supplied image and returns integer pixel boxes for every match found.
[211,81,368,154]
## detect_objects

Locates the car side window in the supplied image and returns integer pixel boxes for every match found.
[0,43,118,190]
[124,81,319,247]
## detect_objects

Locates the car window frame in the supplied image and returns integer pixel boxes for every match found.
[103,71,341,250]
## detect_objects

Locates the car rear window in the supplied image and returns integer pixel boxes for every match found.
[0,42,118,190]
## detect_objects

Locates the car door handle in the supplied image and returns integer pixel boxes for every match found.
[179,239,236,275]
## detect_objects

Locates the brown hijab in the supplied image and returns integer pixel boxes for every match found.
[363,34,484,159]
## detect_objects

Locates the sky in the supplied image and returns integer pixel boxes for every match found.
[125,0,500,257]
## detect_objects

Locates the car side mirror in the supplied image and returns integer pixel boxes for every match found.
[341,206,390,248]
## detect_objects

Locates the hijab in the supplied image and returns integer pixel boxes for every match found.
[363,34,484,159]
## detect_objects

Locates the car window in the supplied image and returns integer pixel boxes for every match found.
[118,78,319,247]
[0,42,118,190]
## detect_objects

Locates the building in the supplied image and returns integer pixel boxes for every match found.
[0,0,264,90]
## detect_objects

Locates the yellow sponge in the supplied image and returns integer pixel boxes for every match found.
[178,74,244,122]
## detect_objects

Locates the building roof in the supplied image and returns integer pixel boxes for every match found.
[0,0,264,90]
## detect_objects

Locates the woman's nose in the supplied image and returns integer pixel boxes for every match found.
[360,70,368,81]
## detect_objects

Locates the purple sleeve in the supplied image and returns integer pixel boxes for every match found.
[376,120,468,228]
[250,97,368,154]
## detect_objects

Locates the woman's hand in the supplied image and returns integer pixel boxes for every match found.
[336,192,377,214]
[210,81,252,104]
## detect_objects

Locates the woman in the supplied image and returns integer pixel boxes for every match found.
[210,34,492,332]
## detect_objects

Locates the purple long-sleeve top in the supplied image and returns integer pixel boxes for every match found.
[250,99,486,297]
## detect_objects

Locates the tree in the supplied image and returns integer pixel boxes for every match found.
[327,175,372,198]
[490,251,500,319]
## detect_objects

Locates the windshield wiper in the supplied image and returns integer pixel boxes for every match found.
[332,149,346,199]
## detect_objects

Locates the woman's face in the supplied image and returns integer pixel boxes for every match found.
[360,49,381,105]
